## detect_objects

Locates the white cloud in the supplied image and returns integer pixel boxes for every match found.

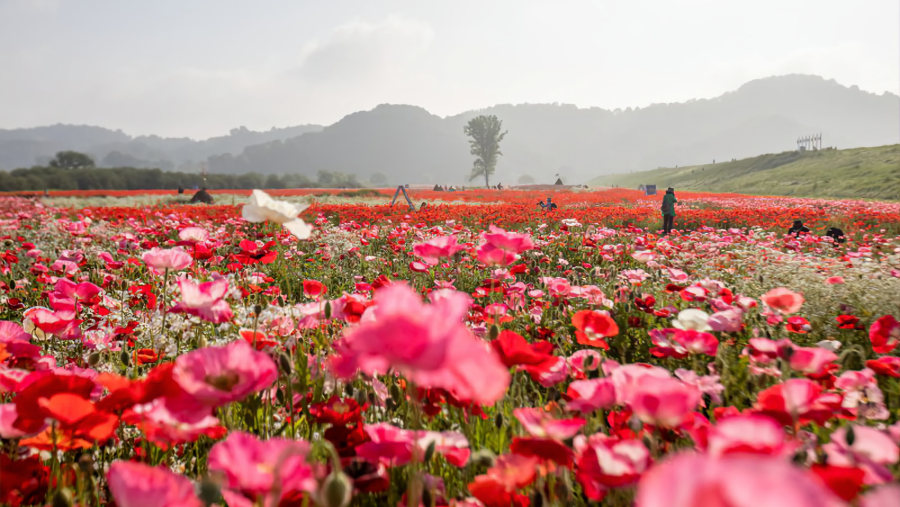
[292,14,434,84]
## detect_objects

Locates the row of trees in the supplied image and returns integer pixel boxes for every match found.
[0,152,363,191]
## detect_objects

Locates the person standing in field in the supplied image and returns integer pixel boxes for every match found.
[661,187,677,235]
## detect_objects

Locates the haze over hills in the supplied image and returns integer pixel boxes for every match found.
[1,75,897,185]
[0,124,323,171]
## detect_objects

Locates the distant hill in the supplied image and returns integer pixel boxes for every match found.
[1,75,897,184]
[0,124,322,171]
[589,144,900,200]
[209,75,898,185]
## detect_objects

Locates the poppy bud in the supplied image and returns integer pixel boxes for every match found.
[119,350,130,365]
[77,453,93,472]
[51,489,74,507]
[254,304,263,315]
[277,353,292,375]
[389,383,402,402]
[494,412,503,429]
[324,302,333,320]
[489,324,499,341]
[423,440,437,463]
[469,448,496,468]
[845,425,856,446]
[198,476,222,506]
[87,351,102,366]
[317,470,352,507]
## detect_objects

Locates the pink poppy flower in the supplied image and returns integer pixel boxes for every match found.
[513,407,585,440]
[674,369,724,405]
[476,226,534,266]
[628,376,701,428]
[869,315,899,354]
[356,423,470,467]
[825,276,845,285]
[674,329,719,356]
[171,340,277,407]
[330,283,509,405]
[565,378,617,414]
[141,247,193,272]
[608,363,672,406]
[823,425,899,485]
[761,287,804,314]
[861,484,900,507]
[53,278,102,301]
[169,277,233,324]
[575,434,651,500]
[178,227,209,243]
[635,452,840,507]
[0,404,27,438]
[789,346,838,375]
[708,307,744,333]
[107,460,202,507]
[412,235,464,265]
[208,431,315,498]
[22,307,81,340]
[0,321,30,343]
[754,378,841,427]
[835,369,889,420]
[706,414,795,457]
[127,398,224,446]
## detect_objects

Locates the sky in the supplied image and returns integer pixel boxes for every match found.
[1,0,898,139]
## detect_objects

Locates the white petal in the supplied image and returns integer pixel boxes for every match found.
[241,203,267,223]
[283,219,312,239]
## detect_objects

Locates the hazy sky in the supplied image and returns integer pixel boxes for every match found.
[1,0,897,139]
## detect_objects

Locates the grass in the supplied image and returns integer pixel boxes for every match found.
[590,144,900,200]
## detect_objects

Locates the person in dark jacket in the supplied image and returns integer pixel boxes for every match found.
[787,220,810,236]
[190,188,214,204]
[661,187,677,235]
[826,226,846,244]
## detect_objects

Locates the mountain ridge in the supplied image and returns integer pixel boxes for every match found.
[1,74,897,184]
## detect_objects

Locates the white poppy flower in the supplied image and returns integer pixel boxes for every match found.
[672,308,712,332]
[241,189,312,239]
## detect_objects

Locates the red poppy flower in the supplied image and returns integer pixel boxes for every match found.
[866,356,900,378]
[572,310,618,349]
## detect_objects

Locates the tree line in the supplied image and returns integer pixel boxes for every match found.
[0,152,363,191]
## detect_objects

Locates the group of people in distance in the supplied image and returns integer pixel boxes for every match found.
[660,187,847,243]
[789,220,847,244]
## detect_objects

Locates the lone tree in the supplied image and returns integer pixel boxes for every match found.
[464,115,506,188]
[49,151,95,170]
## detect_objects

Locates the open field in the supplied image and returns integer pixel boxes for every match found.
[1,188,899,505]
[591,144,900,200]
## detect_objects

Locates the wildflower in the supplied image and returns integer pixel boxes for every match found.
[330,282,509,405]
[869,315,899,354]
[169,277,233,324]
[761,287,804,314]
[171,340,278,407]
[107,461,202,507]
[635,452,839,507]
[572,310,619,349]
[141,247,193,272]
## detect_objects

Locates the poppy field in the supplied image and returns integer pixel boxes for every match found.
[1,187,899,506]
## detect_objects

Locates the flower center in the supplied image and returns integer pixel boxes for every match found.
[204,372,240,391]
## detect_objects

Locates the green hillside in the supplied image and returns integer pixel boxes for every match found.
[590,144,900,200]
